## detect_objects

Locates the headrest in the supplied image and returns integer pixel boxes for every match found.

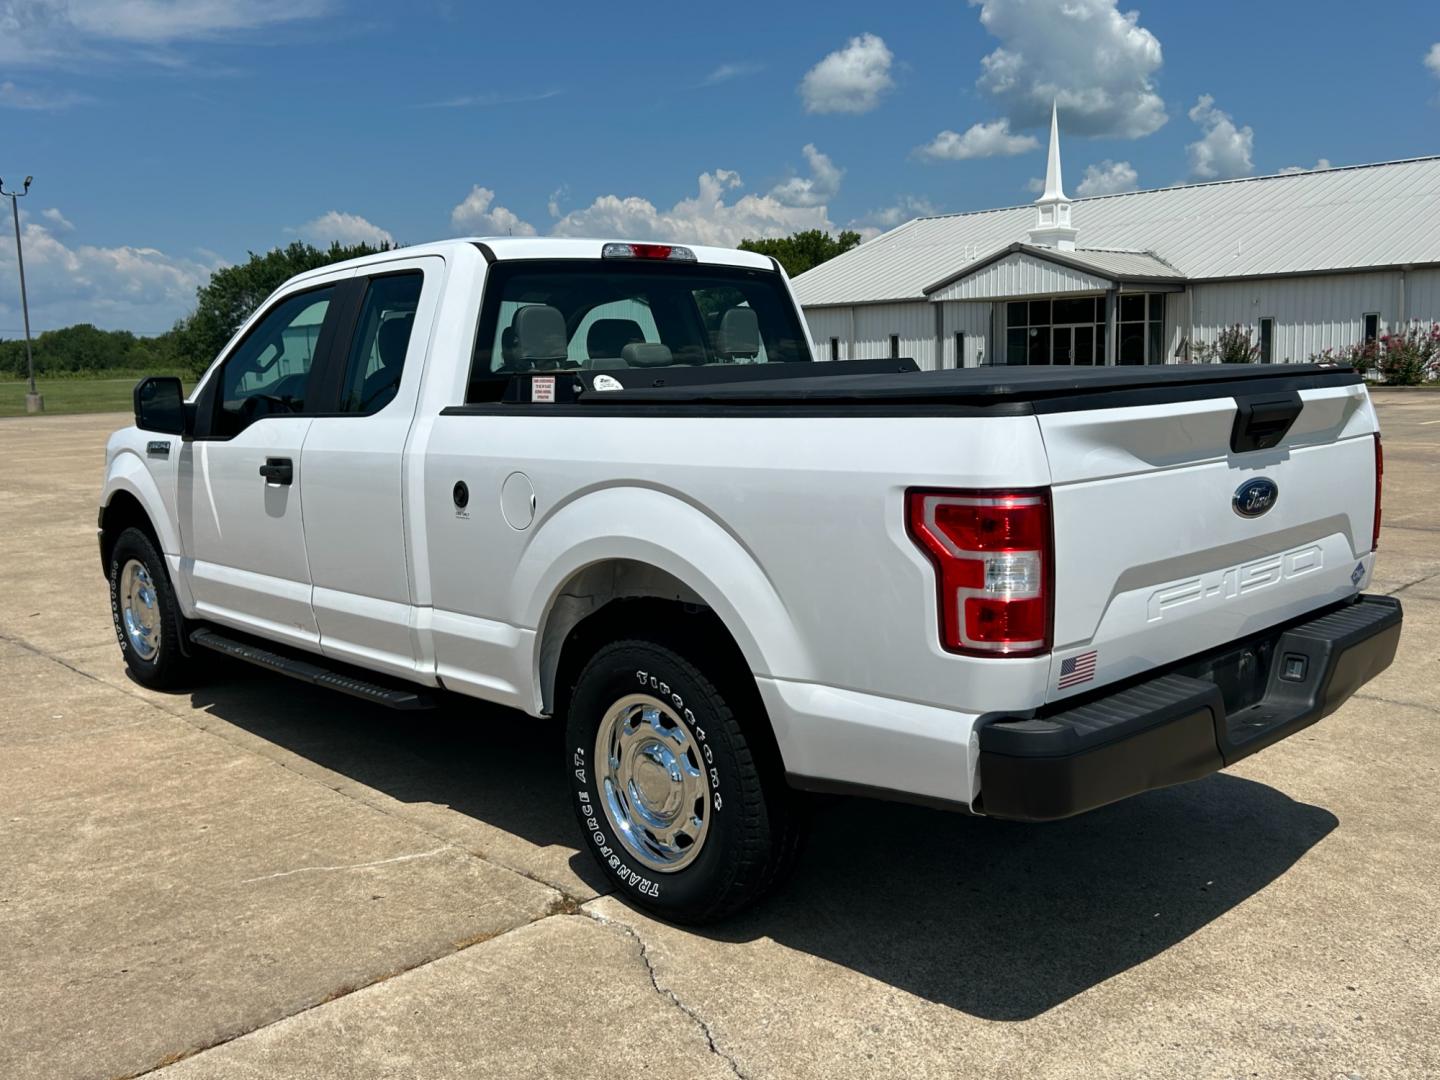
[717,307,760,359]
[377,312,415,367]
[586,318,645,358]
[512,305,568,364]
[621,342,674,368]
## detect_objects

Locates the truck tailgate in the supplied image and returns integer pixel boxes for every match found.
[1042,382,1379,702]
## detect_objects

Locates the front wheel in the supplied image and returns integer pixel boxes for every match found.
[565,636,802,924]
[107,526,202,690]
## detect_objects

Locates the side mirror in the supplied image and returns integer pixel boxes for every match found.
[133,376,188,435]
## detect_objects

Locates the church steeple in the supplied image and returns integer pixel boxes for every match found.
[1028,101,1078,251]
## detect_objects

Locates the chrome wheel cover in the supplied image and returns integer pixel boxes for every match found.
[119,558,161,662]
[595,693,711,872]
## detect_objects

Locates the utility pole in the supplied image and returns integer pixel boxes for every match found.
[1,175,41,413]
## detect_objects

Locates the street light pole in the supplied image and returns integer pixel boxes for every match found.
[0,175,42,413]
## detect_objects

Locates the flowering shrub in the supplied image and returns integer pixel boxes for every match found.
[1309,323,1440,384]
[1307,341,1378,375]
[1195,324,1260,364]
[1375,322,1440,385]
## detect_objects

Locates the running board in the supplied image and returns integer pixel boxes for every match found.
[189,628,438,711]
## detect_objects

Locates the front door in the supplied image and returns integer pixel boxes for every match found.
[176,280,346,649]
[1050,324,1097,366]
[1052,325,1073,365]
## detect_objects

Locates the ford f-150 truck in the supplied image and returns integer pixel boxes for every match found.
[100,237,1401,922]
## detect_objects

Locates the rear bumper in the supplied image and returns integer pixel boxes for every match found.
[977,594,1403,822]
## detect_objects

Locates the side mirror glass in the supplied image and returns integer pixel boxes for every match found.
[133,376,188,435]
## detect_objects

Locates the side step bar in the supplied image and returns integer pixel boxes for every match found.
[189,628,438,711]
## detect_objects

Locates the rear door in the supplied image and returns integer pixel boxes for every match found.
[300,255,444,680]
[177,275,351,648]
[1041,380,1379,701]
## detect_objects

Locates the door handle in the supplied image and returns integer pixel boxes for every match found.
[259,457,294,485]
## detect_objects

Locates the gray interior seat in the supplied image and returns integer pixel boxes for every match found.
[360,312,413,411]
[585,319,645,368]
[512,305,569,370]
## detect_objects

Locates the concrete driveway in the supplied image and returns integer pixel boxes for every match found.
[1,390,1436,1079]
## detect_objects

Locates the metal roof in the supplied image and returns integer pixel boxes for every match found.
[793,156,1440,307]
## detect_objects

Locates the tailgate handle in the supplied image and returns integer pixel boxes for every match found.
[1231,392,1302,453]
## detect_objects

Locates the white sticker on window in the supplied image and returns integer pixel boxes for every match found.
[592,374,623,392]
[531,376,555,403]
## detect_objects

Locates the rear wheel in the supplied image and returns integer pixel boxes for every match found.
[107,527,201,690]
[565,635,802,924]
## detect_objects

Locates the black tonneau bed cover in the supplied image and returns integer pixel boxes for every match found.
[581,363,1361,413]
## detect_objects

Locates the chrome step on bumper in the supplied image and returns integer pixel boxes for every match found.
[976,595,1403,821]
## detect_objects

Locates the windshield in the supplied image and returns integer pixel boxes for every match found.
[467,259,811,401]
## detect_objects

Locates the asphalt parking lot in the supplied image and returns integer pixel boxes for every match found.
[2,389,1437,1080]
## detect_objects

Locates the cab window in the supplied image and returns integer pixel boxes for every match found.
[216,287,334,436]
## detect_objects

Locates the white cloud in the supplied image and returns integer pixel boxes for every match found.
[1186,94,1254,180]
[41,207,74,230]
[549,169,832,247]
[700,62,762,87]
[0,216,217,333]
[768,144,843,208]
[848,196,936,240]
[799,32,893,114]
[415,88,560,109]
[1,0,329,66]
[916,119,1039,161]
[295,210,393,248]
[450,186,537,237]
[1277,158,1333,175]
[969,0,1166,138]
[1075,159,1138,196]
[1426,43,1440,77]
[0,79,86,108]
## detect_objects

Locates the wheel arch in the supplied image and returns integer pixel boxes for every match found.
[518,487,812,718]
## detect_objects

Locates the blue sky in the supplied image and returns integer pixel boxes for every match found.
[1,0,1438,334]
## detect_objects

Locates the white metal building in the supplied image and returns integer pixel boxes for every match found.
[793,108,1440,369]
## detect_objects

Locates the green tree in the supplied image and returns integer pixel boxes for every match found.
[178,240,391,372]
[737,229,862,278]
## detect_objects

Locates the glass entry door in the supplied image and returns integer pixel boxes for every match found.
[1051,324,1096,365]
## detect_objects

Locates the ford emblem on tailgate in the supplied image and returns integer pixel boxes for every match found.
[1233,478,1279,518]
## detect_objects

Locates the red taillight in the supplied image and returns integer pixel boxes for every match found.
[906,489,1052,656]
[1373,432,1383,552]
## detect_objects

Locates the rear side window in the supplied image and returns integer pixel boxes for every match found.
[338,272,424,414]
[467,260,809,401]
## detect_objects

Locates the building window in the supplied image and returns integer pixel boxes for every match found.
[829,336,840,361]
[1259,317,1275,363]
[1363,313,1380,344]
[1118,292,1165,365]
[954,331,965,368]
[889,334,900,359]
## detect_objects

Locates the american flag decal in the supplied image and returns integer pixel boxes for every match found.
[1058,649,1098,690]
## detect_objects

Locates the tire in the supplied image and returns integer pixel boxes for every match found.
[107,526,201,690]
[565,635,803,924]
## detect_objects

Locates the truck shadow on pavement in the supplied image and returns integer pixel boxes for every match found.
[189,669,1337,1022]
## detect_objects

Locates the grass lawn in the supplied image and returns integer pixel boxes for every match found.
[0,375,185,418]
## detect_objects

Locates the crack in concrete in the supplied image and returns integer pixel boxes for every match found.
[1352,690,1440,718]
[585,908,750,1080]
[1381,570,1440,597]
[238,846,450,884]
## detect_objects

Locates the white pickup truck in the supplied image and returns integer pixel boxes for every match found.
[100,237,1401,922]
